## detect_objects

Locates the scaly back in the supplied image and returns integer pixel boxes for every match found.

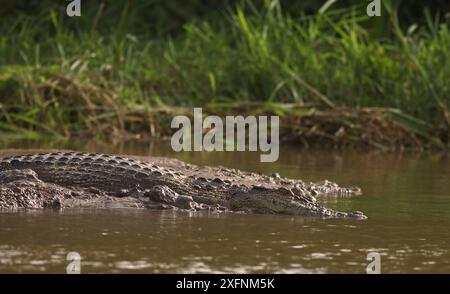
[0,151,168,193]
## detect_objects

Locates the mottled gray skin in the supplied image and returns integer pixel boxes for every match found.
[0,152,366,219]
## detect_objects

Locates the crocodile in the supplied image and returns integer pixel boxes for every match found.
[0,151,367,219]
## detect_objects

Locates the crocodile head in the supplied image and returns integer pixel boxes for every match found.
[229,185,367,219]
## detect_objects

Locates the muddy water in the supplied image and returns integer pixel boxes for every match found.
[0,142,449,273]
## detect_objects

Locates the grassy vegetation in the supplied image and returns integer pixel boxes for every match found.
[0,1,449,149]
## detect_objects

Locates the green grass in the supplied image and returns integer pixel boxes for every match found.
[0,1,449,149]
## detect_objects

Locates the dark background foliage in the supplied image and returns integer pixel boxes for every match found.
[1,0,449,36]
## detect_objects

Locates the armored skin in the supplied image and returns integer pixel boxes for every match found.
[0,151,366,219]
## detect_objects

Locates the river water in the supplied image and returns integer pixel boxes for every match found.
[0,142,449,273]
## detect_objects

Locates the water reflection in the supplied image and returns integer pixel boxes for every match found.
[0,207,449,273]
